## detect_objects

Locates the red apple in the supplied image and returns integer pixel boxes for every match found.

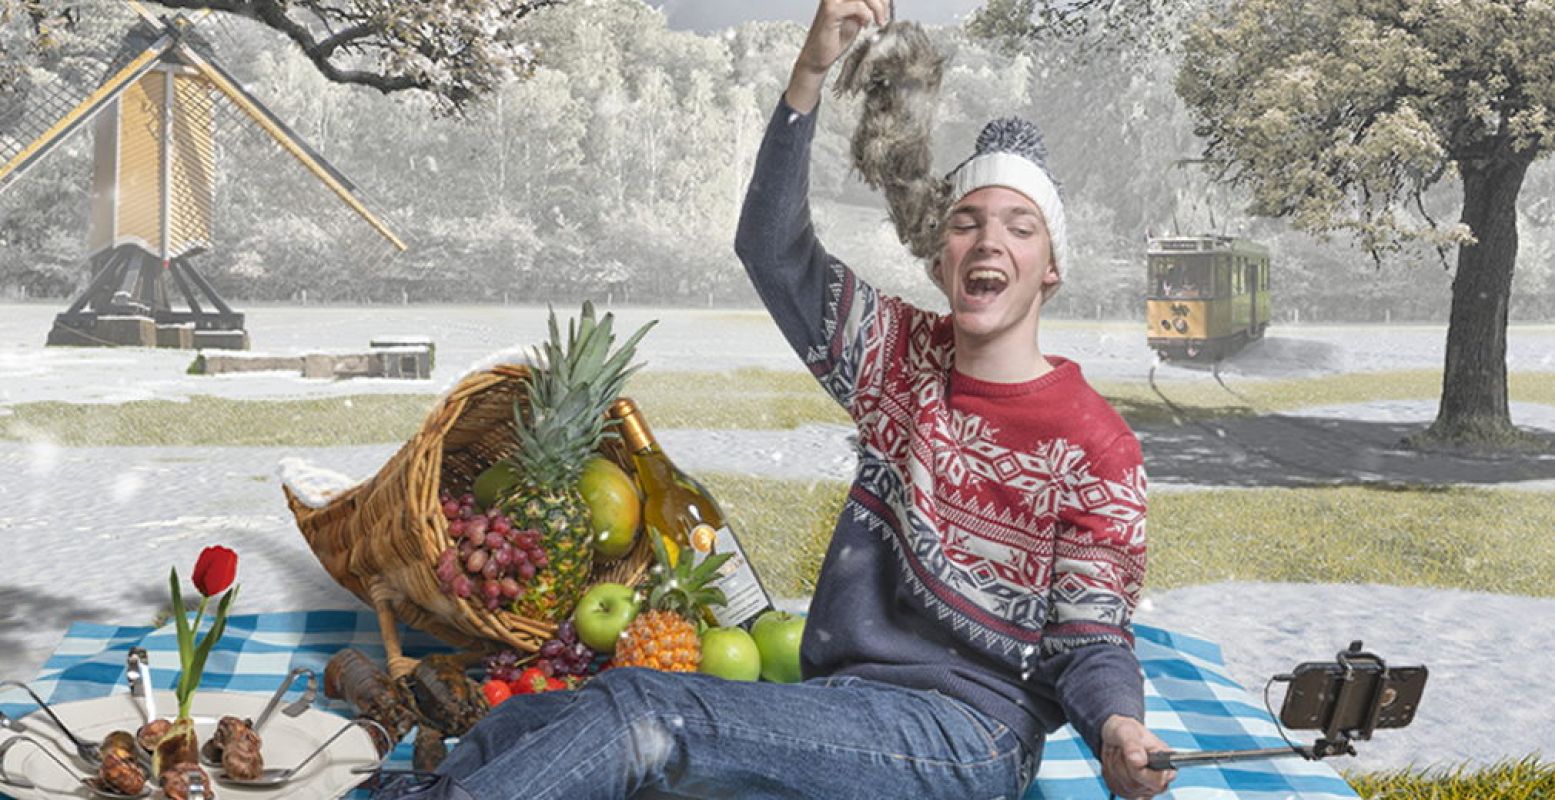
[750,610,805,683]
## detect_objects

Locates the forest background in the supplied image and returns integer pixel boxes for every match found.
[3,0,1555,323]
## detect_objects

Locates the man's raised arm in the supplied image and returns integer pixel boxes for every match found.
[733,0,889,374]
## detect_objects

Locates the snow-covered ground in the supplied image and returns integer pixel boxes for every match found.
[3,431,1549,773]
[4,303,1555,408]
[3,303,1554,774]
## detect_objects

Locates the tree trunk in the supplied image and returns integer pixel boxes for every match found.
[1415,154,1534,448]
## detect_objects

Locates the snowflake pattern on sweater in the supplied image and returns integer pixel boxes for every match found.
[811,262,1147,665]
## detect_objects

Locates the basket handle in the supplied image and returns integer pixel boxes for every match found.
[368,578,419,680]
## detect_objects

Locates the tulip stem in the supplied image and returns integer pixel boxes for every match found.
[175,596,210,719]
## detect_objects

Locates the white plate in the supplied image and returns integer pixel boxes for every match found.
[0,690,379,799]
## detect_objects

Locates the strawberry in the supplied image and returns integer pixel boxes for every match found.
[544,677,567,692]
[482,679,512,707]
[512,666,549,695]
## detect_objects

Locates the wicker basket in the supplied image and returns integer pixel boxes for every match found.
[285,363,653,679]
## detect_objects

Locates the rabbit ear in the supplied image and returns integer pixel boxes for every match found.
[833,33,874,98]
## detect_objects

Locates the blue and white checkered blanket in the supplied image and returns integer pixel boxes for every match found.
[0,611,1358,799]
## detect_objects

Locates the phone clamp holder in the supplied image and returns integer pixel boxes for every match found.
[1148,640,1405,771]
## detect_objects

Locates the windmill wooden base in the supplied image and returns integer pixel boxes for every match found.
[45,244,249,349]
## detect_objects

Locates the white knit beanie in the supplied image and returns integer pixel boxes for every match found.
[941,118,1067,286]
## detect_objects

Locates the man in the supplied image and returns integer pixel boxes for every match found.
[733,1,1175,797]
[373,2,1173,797]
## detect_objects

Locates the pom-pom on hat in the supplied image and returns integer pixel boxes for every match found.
[946,117,1068,282]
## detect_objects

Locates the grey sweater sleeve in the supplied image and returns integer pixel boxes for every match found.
[733,97,838,370]
[1039,643,1147,759]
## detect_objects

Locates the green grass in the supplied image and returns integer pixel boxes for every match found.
[697,473,847,599]
[0,369,851,447]
[4,369,1553,446]
[1148,486,1555,596]
[1347,757,1555,799]
[710,479,1555,600]
[625,369,849,430]
[0,395,430,446]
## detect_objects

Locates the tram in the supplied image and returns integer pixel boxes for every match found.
[1146,234,1270,361]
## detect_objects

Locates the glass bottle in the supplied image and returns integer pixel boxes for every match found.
[608,397,777,629]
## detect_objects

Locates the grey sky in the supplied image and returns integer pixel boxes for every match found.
[647,0,987,32]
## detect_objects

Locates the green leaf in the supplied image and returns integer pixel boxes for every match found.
[700,586,729,609]
[169,568,190,658]
[185,585,239,707]
[692,551,735,584]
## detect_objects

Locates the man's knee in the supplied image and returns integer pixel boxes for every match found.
[582,669,689,777]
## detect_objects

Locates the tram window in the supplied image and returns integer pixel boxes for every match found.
[1157,260,1210,298]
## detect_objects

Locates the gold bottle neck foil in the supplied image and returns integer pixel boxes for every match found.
[609,397,656,453]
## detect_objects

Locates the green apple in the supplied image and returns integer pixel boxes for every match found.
[572,582,639,654]
[698,627,761,682]
[750,610,805,683]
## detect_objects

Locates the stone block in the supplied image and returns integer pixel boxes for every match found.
[194,329,250,350]
[156,324,195,349]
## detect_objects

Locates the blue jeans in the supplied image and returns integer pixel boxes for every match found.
[376,667,1035,800]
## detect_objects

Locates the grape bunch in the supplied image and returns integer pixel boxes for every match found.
[534,621,596,678]
[482,649,524,684]
[436,490,551,610]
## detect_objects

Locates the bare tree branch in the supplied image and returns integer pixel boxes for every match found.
[138,0,566,111]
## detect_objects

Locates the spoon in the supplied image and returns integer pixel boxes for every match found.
[184,768,209,800]
[0,735,150,799]
[0,709,27,735]
[0,680,101,766]
[198,667,317,768]
[215,717,389,788]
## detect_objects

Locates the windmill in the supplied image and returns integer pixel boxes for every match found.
[0,1,406,349]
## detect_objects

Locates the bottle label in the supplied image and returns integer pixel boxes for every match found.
[690,523,771,628]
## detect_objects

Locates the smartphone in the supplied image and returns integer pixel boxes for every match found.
[1279,660,1428,734]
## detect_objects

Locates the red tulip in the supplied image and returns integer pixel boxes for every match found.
[191,546,238,597]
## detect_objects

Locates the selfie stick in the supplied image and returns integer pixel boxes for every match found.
[1148,641,1392,771]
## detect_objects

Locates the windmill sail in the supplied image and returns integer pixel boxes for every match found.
[0,33,173,193]
[175,44,407,252]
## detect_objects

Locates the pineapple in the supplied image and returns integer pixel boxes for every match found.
[616,533,732,672]
[502,303,654,620]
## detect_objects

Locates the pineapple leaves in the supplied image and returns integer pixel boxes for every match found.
[642,525,730,620]
[508,303,657,487]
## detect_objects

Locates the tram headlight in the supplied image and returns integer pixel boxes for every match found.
[1173,318,1189,333]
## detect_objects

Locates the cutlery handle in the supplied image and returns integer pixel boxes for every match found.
[125,649,157,724]
[253,668,316,732]
[0,681,89,750]
[0,735,87,789]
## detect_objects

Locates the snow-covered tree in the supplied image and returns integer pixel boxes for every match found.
[1178,0,1555,449]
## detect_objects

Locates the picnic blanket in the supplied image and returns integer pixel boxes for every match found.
[0,611,1359,799]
